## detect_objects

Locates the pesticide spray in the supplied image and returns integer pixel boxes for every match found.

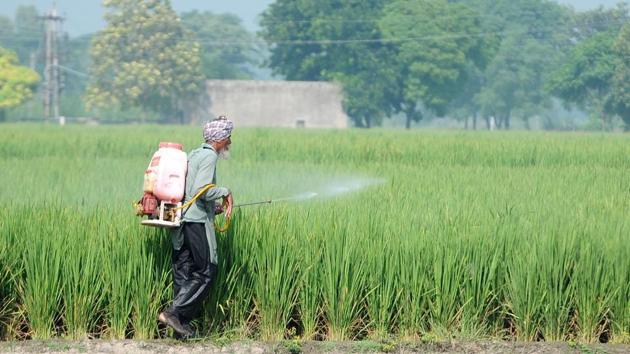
[234,177,384,207]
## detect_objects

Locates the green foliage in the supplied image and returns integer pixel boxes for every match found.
[472,0,571,129]
[477,32,554,129]
[260,0,396,127]
[0,47,39,120]
[284,339,302,354]
[0,125,629,342]
[0,6,41,66]
[546,32,618,127]
[181,11,258,80]
[570,3,630,42]
[86,0,203,122]
[259,0,587,130]
[609,23,630,127]
[380,0,485,127]
[546,10,630,131]
[0,16,13,42]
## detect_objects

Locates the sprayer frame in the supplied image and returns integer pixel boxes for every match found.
[141,201,182,228]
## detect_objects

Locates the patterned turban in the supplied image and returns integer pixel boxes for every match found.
[203,116,234,142]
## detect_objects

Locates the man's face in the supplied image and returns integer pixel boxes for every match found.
[217,135,231,151]
[216,136,232,159]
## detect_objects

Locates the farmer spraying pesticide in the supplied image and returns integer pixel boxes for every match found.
[158,116,234,338]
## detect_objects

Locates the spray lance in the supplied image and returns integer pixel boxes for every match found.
[135,141,318,231]
[137,178,277,232]
[179,184,291,232]
[211,199,274,232]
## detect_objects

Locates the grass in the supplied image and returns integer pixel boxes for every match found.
[0,123,628,342]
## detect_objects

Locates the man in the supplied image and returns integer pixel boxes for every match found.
[158,116,234,338]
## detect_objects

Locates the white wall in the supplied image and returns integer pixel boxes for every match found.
[190,80,349,129]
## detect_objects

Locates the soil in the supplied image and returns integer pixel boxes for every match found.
[0,339,627,354]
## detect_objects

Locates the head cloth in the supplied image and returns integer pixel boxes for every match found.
[203,116,234,142]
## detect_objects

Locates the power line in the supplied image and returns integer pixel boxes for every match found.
[55,64,91,79]
[7,7,627,38]
[189,16,628,47]
[195,31,500,46]
[258,10,629,25]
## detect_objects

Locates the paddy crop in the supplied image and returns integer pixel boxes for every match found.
[0,124,628,343]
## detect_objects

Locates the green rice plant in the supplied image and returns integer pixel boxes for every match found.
[505,238,546,341]
[0,206,22,339]
[538,231,576,342]
[131,226,170,339]
[19,205,65,339]
[458,236,501,338]
[397,235,432,339]
[102,222,138,339]
[249,209,301,340]
[609,231,630,344]
[572,239,616,343]
[427,238,467,337]
[424,205,480,337]
[320,216,368,340]
[364,218,402,338]
[61,211,106,339]
[205,212,255,337]
[1,124,630,342]
[202,222,235,334]
[296,227,321,340]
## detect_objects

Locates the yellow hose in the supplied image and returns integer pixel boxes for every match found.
[175,183,231,233]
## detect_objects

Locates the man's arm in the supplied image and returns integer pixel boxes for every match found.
[193,153,230,202]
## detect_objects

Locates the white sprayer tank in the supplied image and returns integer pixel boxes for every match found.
[143,142,187,203]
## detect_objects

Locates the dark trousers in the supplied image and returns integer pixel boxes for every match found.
[169,222,217,324]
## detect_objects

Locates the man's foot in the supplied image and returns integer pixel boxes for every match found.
[158,311,193,338]
[174,322,199,340]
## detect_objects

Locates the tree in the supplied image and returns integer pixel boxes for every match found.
[447,63,484,129]
[13,6,42,66]
[609,23,630,128]
[181,11,258,79]
[379,0,486,128]
[546,31,618,129]
[570,3,629,42]
[468,0,572,129]
[0,16,13,41]
[260,0,396,127]
[477,31,559,129]
[330,48,399,128]
[0,47,39,121]
[86,0,203,123]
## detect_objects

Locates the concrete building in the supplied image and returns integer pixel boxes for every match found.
[188,80,349,128]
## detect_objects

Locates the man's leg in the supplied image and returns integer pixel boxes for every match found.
[172,246,192,299]
[160,226,196,337]
[170,222,217,323]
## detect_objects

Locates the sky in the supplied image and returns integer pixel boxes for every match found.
[0,0,625,37]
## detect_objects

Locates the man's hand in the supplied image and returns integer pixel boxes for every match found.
[213,203,224,215]
[223,192,233,220]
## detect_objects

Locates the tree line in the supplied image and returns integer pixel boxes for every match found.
[0,0,629,130]
[260,0,630,130]
[0,1,258,123]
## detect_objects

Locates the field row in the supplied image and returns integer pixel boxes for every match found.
[0,125,628,342]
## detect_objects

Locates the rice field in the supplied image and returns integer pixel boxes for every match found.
[0,123,629,343]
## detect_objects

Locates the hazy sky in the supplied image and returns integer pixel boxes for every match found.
[0,0,625,36]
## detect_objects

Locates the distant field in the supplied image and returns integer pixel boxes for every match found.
[0,124,628,343]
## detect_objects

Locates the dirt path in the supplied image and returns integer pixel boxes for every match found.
[0,339,627,353]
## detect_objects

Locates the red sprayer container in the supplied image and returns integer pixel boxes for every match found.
[143,142,187,203]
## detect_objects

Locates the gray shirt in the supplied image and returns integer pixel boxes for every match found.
[170,143,230,264]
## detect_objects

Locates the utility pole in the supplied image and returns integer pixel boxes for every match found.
[40,5,64,122]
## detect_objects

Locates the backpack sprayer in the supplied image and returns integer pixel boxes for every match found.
[134,142,273,231]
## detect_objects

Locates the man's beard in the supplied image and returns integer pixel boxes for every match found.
[218,146,231,160]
